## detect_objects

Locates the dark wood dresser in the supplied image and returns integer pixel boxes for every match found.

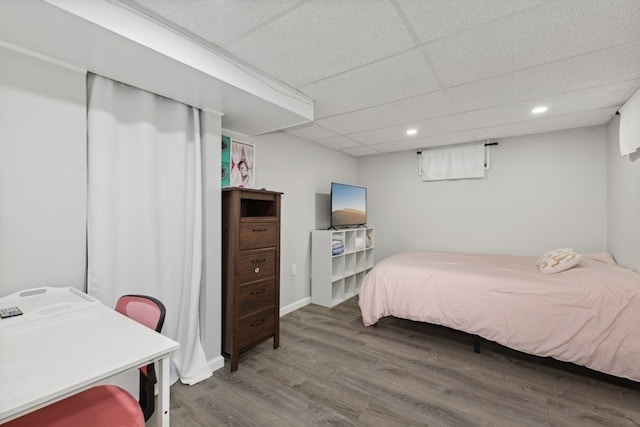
[222,187,282,372]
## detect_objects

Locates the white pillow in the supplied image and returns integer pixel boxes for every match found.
[538,248,582,274]
[536,247,573,267]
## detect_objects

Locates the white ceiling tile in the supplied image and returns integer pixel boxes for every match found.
[371,131,478,153]
[348,114,465,145]
[223,0,415,87]
[458,105,531,132]
[314,135,360,150]
[425,0,640,86]
[301,48,442,118]
[125,0,302,46]
[316,91,455,135]
[409,114,468,137]
[414,131,479,149]
[369,139,425,154]
[283,122,338,140]
[398,0,548,43]
[459,80,640,130]
[341,145,383,157]
[347,125,410,145]
[471,107,618,140]
[115,1,640,155]
[447,41,640,113]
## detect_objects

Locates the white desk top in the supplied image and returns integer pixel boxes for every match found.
[0,287,179,423]
[0,287,100,325]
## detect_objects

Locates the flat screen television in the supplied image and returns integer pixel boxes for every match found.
[330,182,367,228]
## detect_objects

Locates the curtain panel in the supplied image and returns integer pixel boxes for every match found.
[86,74,211,385]
[421,143,486,181]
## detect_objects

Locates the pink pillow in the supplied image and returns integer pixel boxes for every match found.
[584,252,617,265]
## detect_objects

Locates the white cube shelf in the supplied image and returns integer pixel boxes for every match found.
[311,228,375,308]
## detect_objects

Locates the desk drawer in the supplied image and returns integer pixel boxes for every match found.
[238,279,275,318]
[236,249,276,284]
[239,221,278,250]
[237,308,275,351]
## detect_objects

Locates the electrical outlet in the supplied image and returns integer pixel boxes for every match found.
[291,264,297,276]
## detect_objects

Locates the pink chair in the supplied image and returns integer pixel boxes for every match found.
[116,294,167,421]
[6,294,166,427]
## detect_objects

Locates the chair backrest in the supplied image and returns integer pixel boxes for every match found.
[115,294,166,422]
[116,294,166,333]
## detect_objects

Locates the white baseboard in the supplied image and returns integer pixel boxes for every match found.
[205,299,310,374]
[208,355,225,373]
[280,297,310,317]
[207,297,311,372]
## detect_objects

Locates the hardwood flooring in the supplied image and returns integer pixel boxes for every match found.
[151,297,640,426]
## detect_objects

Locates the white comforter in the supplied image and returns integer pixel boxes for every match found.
[359,251,640,382]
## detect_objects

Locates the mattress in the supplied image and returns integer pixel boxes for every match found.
[358,251,640,382]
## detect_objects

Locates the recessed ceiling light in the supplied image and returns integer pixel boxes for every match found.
[532,106,548,114]
[406,128,418,136]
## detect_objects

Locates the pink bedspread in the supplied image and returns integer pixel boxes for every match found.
[359,251,640,382]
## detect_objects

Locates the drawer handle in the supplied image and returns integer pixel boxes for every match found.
[254,267,260,274]
[251,288,266,295]
[252,228,268,232]
[251,258,266,264]
[250,318,265,327]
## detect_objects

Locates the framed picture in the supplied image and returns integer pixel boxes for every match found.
[221,135,231,188]
[230,139,255,188]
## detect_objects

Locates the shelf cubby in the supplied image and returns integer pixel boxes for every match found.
[311,227,375,308]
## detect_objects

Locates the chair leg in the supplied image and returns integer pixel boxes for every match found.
[139,368,156,422]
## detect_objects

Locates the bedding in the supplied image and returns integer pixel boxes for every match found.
[358,251,640,382]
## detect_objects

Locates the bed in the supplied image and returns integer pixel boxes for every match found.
[358,250,640,382]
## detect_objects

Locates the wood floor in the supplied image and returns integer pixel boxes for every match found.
[152,297,640,426]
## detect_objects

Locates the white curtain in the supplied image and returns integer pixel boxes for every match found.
[421,143,486,181]
[619,87,640,156]
[86,74,211,385]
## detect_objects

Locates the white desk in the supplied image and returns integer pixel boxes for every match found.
[0,287,179,426]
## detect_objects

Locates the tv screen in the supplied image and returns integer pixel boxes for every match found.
[331,182,367,227]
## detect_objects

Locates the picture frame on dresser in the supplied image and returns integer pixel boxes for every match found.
[221,135,231,188]
[230,139,255,188]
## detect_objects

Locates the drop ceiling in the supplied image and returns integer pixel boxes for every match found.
[4,1,640,157]
[117,0,640,156]
[0,0,313,136]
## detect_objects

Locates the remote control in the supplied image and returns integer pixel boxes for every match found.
[0,306,23,319]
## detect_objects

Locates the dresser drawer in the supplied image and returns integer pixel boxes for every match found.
[238,279,275,317]
[236,249,276,284]
[239,221,278,250]
[237,308,275,352]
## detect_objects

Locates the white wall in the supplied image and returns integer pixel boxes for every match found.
[607,115,640,272]
[358,126,608,262]
[0,46,87,297]
[0,47,226,370]
[1,43,625,368]
[0,44,354,365]
[221,129,358,310]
